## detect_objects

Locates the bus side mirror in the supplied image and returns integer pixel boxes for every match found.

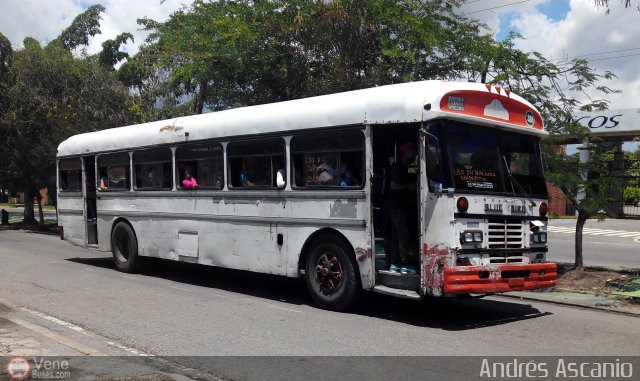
[425,145,439,177]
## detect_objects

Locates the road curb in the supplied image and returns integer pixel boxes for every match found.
[496,292,640,318]
[555,261,640,274]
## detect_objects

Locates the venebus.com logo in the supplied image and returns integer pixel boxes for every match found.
[6,357,30,380]
[6,357,72,380]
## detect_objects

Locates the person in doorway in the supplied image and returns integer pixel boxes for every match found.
[386,142,418,274]
[182,168,199,189]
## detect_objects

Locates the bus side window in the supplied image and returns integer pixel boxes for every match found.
[291,131,364,189]
[97,152,130,191]
[59,158,82,191]
[176,143,224,189]
[227,138,285,189]
[132,148,173,190]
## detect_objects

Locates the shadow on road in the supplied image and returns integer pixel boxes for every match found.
[67,256,552,331]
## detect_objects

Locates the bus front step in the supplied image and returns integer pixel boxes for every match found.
[373,285,421,300]
[377,270,420,291]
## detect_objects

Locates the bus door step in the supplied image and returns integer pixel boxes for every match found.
[373,285,421,300]
[377,270,420,291]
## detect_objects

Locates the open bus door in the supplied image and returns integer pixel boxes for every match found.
[83,156,98,245]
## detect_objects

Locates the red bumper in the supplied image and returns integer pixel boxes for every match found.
[443,262,557,294]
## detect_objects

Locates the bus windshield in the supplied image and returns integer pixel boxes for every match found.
[428,120,547,198]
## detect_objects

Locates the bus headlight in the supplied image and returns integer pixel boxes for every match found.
[460,230,483,244]
[531,232,547,244]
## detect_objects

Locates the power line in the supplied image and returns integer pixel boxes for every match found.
[570,47,640,59]
[465,0,533,15]
[588,52,640,62]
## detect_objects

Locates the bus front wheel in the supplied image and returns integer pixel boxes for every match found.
[305,238,359,311]
[111,222,142,273]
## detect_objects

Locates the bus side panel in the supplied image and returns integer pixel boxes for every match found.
[198,220,286,275]
[58,194,86,247]
[96,194,373,285]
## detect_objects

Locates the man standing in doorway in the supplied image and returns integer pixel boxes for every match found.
[386,142,418,274]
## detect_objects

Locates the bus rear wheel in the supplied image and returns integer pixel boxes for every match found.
[305,238,359,311]
[111,222,142,273]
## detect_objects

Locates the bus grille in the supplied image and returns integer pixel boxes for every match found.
[488,219,524,249]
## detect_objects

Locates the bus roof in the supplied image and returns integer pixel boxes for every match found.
[57,80,545,157]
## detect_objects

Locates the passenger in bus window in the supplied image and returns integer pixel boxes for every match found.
[240,171,255,187]
[240,158,268,187]
[316,163,335,184]
[385,142,418,274]
[182,168,199,189]
[98,175,109,191]
[339,163,353,187]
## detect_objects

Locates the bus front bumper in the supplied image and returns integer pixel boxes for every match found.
[443,262,557,295]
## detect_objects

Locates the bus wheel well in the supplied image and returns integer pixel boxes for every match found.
[299,228,357,272]
[110,218,137,247]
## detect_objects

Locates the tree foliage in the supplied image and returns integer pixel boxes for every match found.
[99,32,134,69]
[53,4,106,50]
[132,0,493,114]
[0,5,136,224]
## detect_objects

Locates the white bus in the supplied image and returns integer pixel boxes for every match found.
[57,80,557,311]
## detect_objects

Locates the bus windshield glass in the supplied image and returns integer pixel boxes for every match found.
[428,120,547,198]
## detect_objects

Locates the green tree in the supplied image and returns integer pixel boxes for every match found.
[98,32,134,69]
[133,0,492,114]
[0,6,135,225]
[53,4,106,50]
[0,33,14,201]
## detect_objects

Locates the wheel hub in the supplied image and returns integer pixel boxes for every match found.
[315,253,343,295]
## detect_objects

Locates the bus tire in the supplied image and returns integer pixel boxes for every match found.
[111,222,142,273]
[305,237,359,311]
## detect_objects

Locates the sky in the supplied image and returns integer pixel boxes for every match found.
[0,0,639,111]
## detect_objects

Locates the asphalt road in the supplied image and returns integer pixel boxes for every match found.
[0,229,638,376]
[547,218,640,268]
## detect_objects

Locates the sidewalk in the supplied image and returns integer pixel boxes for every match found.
[0,301,216,380]
[499,262,640,317]
[502,290,640,317]
[0,313,81,356]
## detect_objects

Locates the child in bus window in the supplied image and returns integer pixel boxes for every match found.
[182,168,199,189]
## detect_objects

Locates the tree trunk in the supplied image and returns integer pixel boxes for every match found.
[36,191,45,226]
[574,209,588,270]
[480,59,491,83]
[193,80,207,114]
[22,188,37,225]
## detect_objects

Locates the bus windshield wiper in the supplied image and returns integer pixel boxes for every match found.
[502,155,536,207]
